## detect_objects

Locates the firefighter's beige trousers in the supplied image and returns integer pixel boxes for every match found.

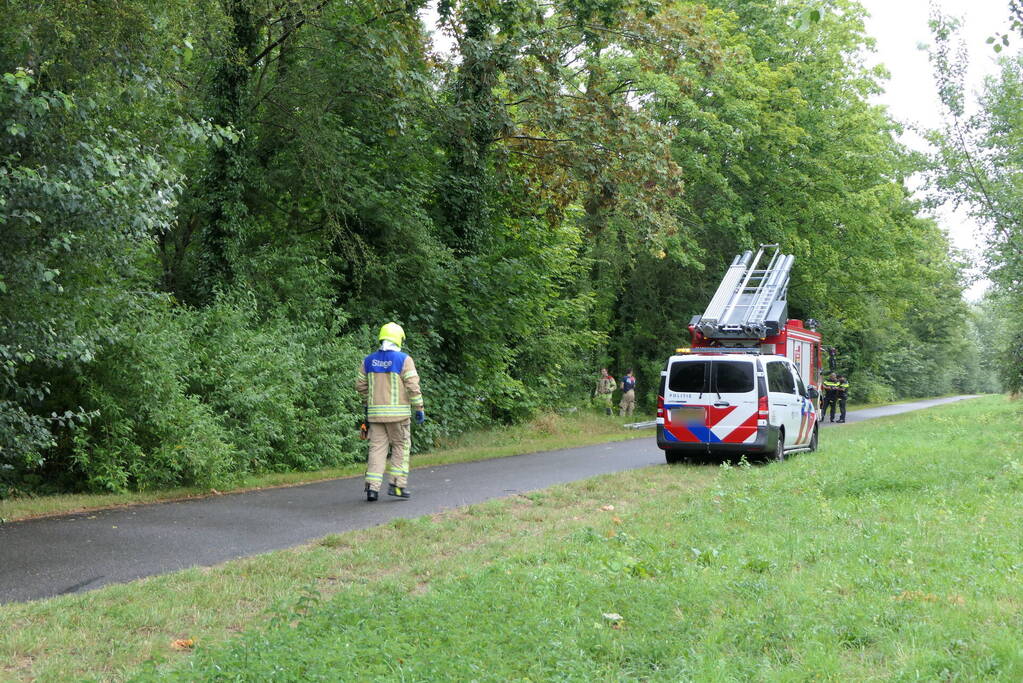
[619,389,635,416]
[365,420,410,491]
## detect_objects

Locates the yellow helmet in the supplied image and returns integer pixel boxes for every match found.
[378,322,405,347]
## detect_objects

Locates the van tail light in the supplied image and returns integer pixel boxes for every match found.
[657,394,665,420]
[757,394,769,426]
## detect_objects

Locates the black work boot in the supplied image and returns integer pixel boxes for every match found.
[387,483,410,499]
[366,486,378,502]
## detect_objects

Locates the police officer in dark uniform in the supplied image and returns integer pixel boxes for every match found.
[820,373,840,422]
[835,375,849,423]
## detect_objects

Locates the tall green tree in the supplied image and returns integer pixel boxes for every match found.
[929,10,1022,393]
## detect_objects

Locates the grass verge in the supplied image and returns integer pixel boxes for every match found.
[2,395,1018,681]
[0,412,649,522]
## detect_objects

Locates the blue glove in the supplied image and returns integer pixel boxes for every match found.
[415,410,426,425]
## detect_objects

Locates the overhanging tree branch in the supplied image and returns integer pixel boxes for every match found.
[249,0,332,67]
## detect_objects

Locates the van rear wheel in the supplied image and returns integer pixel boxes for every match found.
[665,451,685,465]
[808,425,818,453]
[773,431,785,462]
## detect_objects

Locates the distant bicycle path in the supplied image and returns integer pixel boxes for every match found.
[0,395,980,604]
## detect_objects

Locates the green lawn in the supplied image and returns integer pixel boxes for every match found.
[154,395,1021,681]
[3,395,1020,681]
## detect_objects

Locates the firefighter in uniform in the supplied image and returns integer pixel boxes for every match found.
[820,372,840,423]
[835,375,849,423]
[356,323,425,502]
[594,368,615,415]
[619,369,637,417]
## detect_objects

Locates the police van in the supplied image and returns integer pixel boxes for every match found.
[655,244,822,463]
[656,350,818,462]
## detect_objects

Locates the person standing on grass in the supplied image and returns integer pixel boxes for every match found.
[356,322,425,502]
[619,369,636,417]
[835,375,849,423]
[594,368,615,416]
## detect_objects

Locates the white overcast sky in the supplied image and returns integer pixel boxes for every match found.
[859,0,1012,299]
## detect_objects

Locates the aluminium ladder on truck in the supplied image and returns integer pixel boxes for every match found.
[692,244,793,343]
[684,243,823,394]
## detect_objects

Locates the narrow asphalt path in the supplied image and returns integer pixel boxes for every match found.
[0,395,980,604]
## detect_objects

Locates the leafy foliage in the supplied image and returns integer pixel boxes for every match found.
[1,68,181,491]
[0,0,989,495]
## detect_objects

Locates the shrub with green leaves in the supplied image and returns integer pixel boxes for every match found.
[66,299,237,492]
[186,293,363,475]
[0,69,181,492]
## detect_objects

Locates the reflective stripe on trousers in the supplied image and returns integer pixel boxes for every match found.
[365,420,411,491]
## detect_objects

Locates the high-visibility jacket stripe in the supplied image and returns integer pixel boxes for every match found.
[368,406,412,417]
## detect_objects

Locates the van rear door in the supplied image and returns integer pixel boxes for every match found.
[662,358,758,445]
[707,360,759,444]
[662,359,708,444]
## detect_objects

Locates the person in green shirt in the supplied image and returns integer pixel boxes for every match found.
[594,368,615,416]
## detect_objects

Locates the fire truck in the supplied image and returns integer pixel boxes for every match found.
[657,245,823,462]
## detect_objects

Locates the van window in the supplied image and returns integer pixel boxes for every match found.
[714,361,754,393]
[668,361,706,392]
[795,373,807,397]
[766,361,796,394]
[668,360,754,394]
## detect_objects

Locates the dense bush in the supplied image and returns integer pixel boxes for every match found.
[1,69,182,493]
[64,299,230,492]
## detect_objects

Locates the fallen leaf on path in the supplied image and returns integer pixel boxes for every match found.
[171,639,195,651]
